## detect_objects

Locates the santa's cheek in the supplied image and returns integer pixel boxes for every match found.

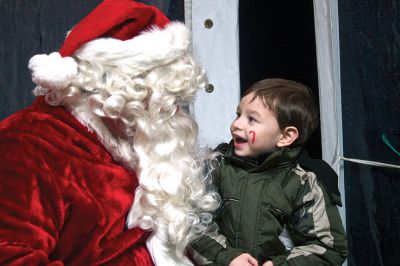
[249,130,256,144]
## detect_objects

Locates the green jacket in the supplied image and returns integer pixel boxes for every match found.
[190,142,348,265]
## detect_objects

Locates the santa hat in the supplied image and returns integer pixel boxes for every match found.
[28,0,190,91]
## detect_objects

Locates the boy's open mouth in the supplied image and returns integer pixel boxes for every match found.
[234,136,248,144]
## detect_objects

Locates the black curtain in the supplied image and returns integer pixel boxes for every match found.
[0,0,183,121]
[339,1,400,265]
[0,0,102,120]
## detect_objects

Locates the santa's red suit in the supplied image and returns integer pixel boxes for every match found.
[0,96,152,265]
[0,0,216,265]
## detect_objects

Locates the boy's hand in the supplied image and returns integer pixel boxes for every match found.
[229,253,258,266]
[262,261,274,266]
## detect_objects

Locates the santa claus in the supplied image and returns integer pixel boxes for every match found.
[0,0,219,265]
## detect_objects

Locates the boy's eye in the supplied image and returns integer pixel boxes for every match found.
[236,112,241,117]
[248,116,257,123]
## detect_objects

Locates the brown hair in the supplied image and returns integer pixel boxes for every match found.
[244,78,319,147]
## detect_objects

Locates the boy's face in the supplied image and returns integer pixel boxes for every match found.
[230,92,283,158]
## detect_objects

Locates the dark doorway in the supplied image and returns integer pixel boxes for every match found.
[239,1,321,159]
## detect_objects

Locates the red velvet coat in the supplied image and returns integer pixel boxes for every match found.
[0,97,152,265]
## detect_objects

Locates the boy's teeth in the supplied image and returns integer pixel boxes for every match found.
[236,136,247,143]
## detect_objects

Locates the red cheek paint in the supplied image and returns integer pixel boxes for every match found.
[249,130,256,144]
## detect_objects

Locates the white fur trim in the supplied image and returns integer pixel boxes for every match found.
[75,22,190,74]
[28,52,78,90]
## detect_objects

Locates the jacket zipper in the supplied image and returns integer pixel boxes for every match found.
[264,204,290,218]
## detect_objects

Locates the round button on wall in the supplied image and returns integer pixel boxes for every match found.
[205,84,214,93]
[204,19,213,29]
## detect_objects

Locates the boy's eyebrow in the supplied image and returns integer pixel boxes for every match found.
[245,108,261,117]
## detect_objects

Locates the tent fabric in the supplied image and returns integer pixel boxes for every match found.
[189,0,240,148]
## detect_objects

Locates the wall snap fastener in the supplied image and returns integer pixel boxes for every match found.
[205,84,214,93]
[204,19,213,29]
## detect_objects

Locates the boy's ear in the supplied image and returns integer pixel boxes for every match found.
[277,126,299,147]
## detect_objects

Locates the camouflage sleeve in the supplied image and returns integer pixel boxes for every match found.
[269,165,348,266]
[188,142,248,266]
[188,223,244,266]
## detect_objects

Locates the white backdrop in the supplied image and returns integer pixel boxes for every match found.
[185,0,240,148]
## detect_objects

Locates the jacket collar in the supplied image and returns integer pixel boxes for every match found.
[223,140,301,172]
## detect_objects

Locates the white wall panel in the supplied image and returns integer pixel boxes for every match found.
[188,0,240,148]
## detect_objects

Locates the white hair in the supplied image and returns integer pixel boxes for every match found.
[33,46,220,265]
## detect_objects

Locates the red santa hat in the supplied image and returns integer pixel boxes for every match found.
[28,0,190,90]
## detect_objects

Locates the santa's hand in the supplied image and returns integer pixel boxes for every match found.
[229,253,258,266]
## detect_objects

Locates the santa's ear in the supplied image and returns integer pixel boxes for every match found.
[277,126,299,148]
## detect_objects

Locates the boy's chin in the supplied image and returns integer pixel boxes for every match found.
[234,149,258,159]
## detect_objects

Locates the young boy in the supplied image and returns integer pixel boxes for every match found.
[189,78,348,266]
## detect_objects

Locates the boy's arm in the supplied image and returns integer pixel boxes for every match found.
[188,143,246,266]
[269,164,348,266]
[188,216,246,266]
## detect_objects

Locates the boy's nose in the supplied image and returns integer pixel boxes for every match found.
[231,118,243,131]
